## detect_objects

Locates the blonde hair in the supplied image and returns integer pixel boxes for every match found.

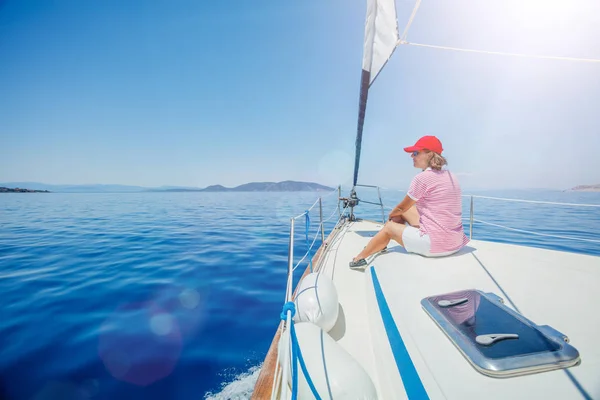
[427,151,447,170]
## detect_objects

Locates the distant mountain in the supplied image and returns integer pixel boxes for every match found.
[201,185,230,192]
[569,184,600,192]
[155,181,334,192]
[0,181,334,193]
[229,181,333,192]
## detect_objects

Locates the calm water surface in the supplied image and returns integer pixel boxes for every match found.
[0,190,598,399]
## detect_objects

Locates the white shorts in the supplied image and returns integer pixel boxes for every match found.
[402,226,459,258]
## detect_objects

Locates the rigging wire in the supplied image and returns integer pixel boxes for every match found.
[400,41,600,64]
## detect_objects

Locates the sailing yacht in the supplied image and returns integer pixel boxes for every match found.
[252,0,600,398]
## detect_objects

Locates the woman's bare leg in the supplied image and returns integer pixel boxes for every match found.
[401,205,420,228]
[353,221,406,261]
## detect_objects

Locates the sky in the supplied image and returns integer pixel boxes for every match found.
[1,0,599,190]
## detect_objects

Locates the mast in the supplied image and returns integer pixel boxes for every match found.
[352,0,400,188]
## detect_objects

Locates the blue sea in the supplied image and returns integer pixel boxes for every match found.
[1,189,599,399]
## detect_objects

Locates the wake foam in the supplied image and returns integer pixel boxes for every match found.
[204,364,262,400]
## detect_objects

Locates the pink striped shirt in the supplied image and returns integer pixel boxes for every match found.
[407,168,470,253]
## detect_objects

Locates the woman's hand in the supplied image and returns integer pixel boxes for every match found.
[388,195,417,221]
[388,208,403,221]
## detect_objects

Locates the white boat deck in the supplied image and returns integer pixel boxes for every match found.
[316,219,600,399]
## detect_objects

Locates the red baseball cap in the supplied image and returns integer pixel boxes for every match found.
[403,135,443,154]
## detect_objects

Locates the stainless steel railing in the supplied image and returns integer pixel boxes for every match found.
[465,194,600,244]
[353,184,386,224]
[274,186,347,399]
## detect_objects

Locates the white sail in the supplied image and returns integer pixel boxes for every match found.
[362,0,399,85]
[353,0,399,187]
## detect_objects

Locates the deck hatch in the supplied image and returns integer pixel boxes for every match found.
[421,290,580,378]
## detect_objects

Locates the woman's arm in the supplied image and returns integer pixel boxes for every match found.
[388,195,416,220]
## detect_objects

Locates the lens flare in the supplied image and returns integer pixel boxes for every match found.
[98,302,182,386]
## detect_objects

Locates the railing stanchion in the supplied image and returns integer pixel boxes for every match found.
[338,186,341,217]
[286,218,295,302]
[280,311,292,400]
[319,197,325,244]
[377,186,385,224]
[280,217,296,400]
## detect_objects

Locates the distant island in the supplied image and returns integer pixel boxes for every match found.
[569,184,600,192]
[150,181,334,192]
[0,187,50,193]
[0,181,334,193]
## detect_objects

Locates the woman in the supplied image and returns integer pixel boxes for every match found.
[350,135,469,268]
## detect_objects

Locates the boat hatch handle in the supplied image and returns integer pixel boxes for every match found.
[476,334,519,346]
[438,298,468,307]
[484,292,505,304]
[538,325,570,343]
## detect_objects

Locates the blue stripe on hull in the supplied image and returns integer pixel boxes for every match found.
[370,267,430,399]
